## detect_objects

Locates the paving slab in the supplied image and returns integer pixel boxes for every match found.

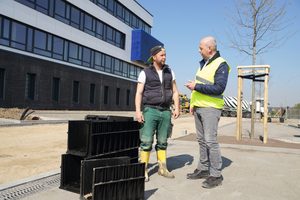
[1,112,300,200]
[1,139,299,200]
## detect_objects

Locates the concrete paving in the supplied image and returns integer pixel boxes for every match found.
[0,112,300,200]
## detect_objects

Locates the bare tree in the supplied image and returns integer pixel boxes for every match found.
[221,0,298,65]
[218,0,298,139]
[256,55,273,98]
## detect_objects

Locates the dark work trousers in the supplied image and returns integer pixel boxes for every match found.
[140,107,171,152]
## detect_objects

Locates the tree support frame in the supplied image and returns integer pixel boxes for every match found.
[236,65,270,144]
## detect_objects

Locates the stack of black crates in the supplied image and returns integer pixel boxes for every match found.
[59,115,144,200]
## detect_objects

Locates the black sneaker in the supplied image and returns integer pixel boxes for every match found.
[202,176,222,188]
[187,169,209,179]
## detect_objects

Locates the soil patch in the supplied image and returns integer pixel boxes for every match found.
[0,108,34,120]
[0,124,68,184]
[176,134,300,149]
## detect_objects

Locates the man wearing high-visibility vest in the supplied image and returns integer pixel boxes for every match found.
[184,36,231,189]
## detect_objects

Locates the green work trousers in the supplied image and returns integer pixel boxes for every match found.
[140,107,171,151]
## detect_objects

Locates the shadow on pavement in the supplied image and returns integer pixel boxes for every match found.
[144,188,158,200]
[221,156,232,170]
[146,154,194,178]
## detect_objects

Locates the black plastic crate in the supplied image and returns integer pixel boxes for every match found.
[85,147,139,163]
[93,163,145,183]
[83,163,144,200]
[92,178,145,200]
[79,157,131,200]
[60,154,130,194]
[85,115,134,122]
[67,121,140,157]
[90,130,140,156]
[60,154,82,193]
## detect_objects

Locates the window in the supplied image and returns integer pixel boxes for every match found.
[0,68,5,99]
[84,14,95,36]
[106,26,115,45]
[95,21,104,39]
[69,42,82,65]
[26,28,33,51]
[51,77,60,102]
[0,17,10,46]
[89,0,151,34]
[11,22,26,50]
[72,81,79,103]
[16,0,35,9]
[94,52,104,71]
[54,0,69,24]
[16,0,127,49]
[124,10,130,25]
[107,0,114,14]
[115,31,123,48]
[129,65,137,79]
[122,63,128,77]
[126,90,130,106]
[33,30,51,57]
[3,19,10,40]
[136,68,142,79]
[116,88,120,105]
[36,0,49,15]
[104,86,109,105]
[25,73,36,100]
[0,16,141,83]
[53,36,64,60]
[104,55,112,73]
[89,84,95,104]
[97,0,107,9]
[82,47,91,67]
[70,7,80,29]
[138,19,143,29]
[114,59,122,76]
[116,4,124,21]
[132,15,137,29]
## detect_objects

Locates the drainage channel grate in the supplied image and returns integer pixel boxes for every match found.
[0,174,60,200]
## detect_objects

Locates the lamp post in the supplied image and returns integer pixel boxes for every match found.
[285,75,300,120]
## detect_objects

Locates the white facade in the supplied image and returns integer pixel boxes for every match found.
[0,0,153,70]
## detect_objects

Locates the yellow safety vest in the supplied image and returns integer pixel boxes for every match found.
[190,57,231,109]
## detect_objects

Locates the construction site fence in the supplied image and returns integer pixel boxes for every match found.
[286,108,300,120]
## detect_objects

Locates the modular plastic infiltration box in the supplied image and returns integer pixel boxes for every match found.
[67,120,141,158]
[60,155,130,194]
[92,163,145,200]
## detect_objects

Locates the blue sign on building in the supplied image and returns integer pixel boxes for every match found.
[131,29,164,63]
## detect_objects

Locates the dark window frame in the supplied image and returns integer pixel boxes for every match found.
[0,15,142,81]
[116,87,120,105]
[72,80,80,103]
[89,0,151,34]
[0,68,5,99]
[25,73,36,100]
[51,77,60,102]
[16,0,126,49]
[104,85,109,105]
[126,89,130,106]
[89,83,96,104]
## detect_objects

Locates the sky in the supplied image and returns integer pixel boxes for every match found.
[135,0,300,108]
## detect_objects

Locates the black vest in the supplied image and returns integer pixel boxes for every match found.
[142,65,173,109]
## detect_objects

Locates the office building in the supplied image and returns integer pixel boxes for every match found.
[0,0,162,110]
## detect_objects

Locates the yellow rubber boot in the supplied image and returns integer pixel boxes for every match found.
[140,151,150,181]
[157,150,175,178]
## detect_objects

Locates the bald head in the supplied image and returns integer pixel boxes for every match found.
[202,36,217,51]
[199,36,217,60]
